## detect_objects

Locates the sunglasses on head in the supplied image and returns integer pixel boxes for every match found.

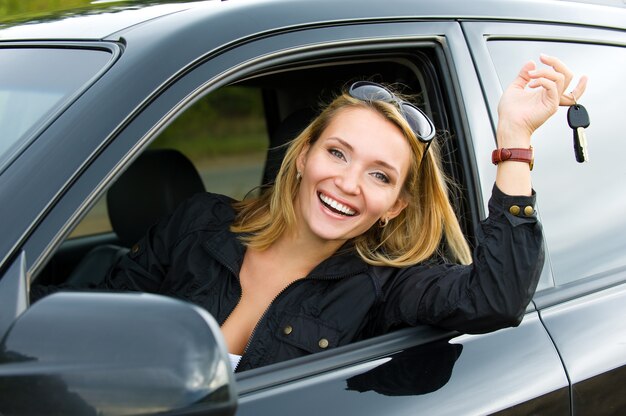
[348,81,436,165]
[348,81,436,142]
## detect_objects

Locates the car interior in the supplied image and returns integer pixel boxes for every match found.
[34,47,475,332]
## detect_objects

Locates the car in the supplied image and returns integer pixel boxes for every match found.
[0,0,625,414]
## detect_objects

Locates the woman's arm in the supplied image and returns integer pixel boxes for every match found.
[370,56,587,335]
[373,185,544,335]
[495,54,587,196]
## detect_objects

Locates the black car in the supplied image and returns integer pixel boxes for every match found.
[0,0,625,415]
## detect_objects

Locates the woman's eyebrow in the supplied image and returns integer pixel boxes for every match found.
[329,137,400,176]
[328,137,353,151]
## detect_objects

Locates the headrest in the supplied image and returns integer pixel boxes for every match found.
[107,149,205,247]
[262,108,316,186]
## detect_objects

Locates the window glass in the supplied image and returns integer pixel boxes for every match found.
[69,194,110,238]
[0,47,111,167]
[488,40,626,285]
[69,86,268,238]
[149,86,268,199]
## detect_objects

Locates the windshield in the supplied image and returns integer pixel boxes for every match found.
[0,47,111,169]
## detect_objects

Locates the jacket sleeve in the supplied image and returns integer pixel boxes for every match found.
[30,192,220,301]
[373,184,545,334]
[101,192,227,293]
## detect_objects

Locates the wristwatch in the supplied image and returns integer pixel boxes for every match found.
[492,147,534,170]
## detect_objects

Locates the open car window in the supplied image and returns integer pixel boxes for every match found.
[69,86,268,239]
[36,45,473,372]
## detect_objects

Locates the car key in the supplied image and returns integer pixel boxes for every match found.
[567,103,590,163]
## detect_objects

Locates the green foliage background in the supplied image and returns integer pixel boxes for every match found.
[0,0,99,23]
[151,87,267,161]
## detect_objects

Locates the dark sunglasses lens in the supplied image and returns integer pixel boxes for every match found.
[349,82,435,141]
[402,103,434,141]
[350,83,394,102]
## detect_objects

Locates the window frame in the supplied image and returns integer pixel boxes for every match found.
[25,21,482,279]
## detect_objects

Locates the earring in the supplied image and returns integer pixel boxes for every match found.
[379,217,389,227]
[296,171,302,180]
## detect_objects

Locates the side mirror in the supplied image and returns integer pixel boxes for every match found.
[0,292,237,416]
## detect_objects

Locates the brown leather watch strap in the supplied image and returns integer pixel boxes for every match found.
[492,147,534,170]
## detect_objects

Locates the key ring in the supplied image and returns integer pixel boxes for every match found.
[570,91,578,105]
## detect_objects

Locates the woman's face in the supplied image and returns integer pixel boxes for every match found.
[295,106,411,246]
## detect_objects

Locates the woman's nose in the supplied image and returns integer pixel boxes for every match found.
[334,168,361,195]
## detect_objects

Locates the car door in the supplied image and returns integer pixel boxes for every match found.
[1,8,568,416]
[222,21,568,416]
[464,20,626,415]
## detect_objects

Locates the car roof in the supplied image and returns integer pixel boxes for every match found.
[0,2,207,40]
[0,0,624,42]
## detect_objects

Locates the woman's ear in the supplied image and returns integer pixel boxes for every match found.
[385,197,408,221]
[296,144,311,174]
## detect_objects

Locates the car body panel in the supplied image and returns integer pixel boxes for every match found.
[464,19,626,416]
[1,0,624,42]
[236,314,568,415]
[540,282,626,415]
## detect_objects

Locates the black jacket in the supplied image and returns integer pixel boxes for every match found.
[81,184,543,372]
[33,185,543,372]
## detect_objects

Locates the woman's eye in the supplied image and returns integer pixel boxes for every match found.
[329,148,345,160]
[371,171,390,183]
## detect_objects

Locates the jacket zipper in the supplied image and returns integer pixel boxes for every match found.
[236,277,305,371]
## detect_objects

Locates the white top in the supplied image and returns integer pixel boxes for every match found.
[228,353,242,371]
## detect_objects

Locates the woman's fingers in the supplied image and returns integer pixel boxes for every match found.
[540,54,573,92]
[527,66,563,114]
[512,60,536,89]
[537,54,587,106]
[528,75,559,99]
[528,67,565,91]
[562,75,588,106]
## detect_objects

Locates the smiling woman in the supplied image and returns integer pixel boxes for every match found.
[233,90,472,268]
[33,56,580,371]
[295,109,411,246]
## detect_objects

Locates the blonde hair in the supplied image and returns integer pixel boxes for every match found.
[231,91,472,267]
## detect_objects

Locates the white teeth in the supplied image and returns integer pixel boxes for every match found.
[319,193,356,216]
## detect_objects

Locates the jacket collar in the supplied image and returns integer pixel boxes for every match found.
[202,227,368,280]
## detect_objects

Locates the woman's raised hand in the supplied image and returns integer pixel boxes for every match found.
[496,54,588,149]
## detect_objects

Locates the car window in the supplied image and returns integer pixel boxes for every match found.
[149,86,268,199]
[487,40,626,285]
[69,86,268,238]
[0,47,111,170]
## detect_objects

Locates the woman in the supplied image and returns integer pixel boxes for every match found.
[34,55,586,372]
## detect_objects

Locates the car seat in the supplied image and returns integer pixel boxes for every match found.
[65,149,205,286]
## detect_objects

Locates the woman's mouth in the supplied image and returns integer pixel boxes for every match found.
[318,192,357,216]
